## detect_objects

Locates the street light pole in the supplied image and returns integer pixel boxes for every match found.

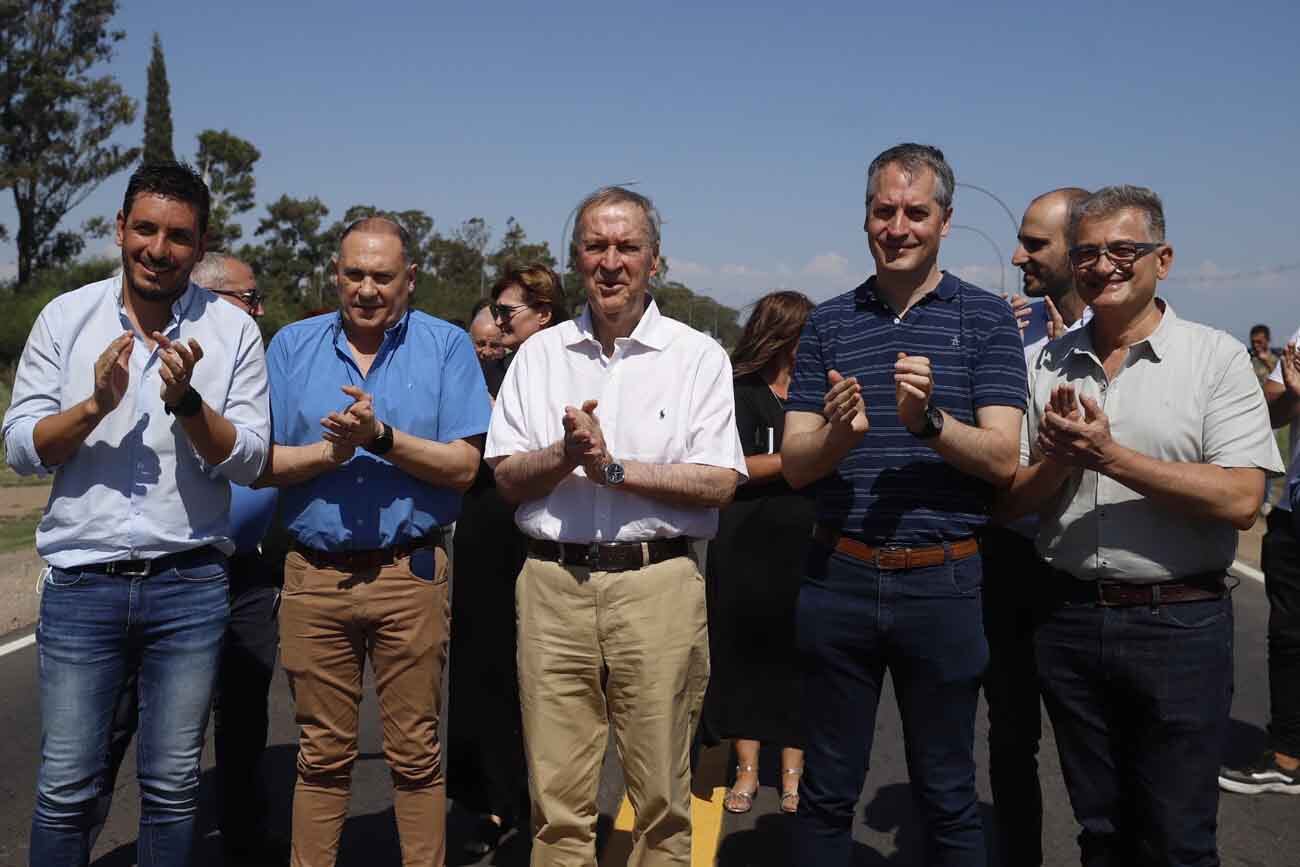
[954,182,1019,237]
[952,224,1006,293]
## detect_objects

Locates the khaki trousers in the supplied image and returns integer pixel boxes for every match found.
[517,554,710,867]
[279,546,450,867]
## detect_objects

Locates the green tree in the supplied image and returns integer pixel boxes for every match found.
[142,32,173,164]
[0,0,140,286]
[195,129,259,249]
[248,194,330,305]
[486,217,556,279]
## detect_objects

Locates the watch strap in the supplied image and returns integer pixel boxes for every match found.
[164,386,203,418]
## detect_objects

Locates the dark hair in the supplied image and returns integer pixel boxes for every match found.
[122,162,211,237]
[338,215,416,265]
[866,143,954,209]
[731,291,816,378]
[490,263,571,325]
[1251,324,1271,339]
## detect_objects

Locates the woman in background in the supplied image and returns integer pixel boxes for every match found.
[448,264,569,855]
[703,290,817,815]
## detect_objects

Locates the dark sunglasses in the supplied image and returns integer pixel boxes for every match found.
[490,302,529,321]
[211,288,266,309]
[1068,241,1163,270]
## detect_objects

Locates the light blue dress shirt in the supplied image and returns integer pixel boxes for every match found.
[2,276,271,568]
[267,310,490,551]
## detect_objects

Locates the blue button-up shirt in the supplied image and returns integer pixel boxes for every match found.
[2,276,271,568]
[267,310,490,551]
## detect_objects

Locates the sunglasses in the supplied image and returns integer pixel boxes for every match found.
[211,288,266,309]
[490,302,529,322]
[1068,241,1163,270]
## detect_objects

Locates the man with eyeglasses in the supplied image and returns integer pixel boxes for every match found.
[1000,185,1283,865]
[257,215,489,867]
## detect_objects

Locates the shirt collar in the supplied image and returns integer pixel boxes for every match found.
[331,308,411,350]
[567,294,671,352]
[1068,298,1175,365]
[854,270,958,308]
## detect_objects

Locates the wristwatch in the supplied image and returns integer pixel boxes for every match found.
[911,404,945,439]
[164,385,203,418]
[367,421,394,456]
[603,459,626,486]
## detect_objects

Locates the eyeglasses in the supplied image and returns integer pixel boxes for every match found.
[490,302,528,322]
[211,288,266,309]
[1068,241,1163,270]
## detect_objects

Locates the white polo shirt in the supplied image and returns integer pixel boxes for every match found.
[485,298,748,543]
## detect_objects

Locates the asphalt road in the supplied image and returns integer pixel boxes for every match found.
[0,561,1294,866]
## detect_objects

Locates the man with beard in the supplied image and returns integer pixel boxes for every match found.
[3,162,270,867]
[1003,186,1282,864]
[982,186,1089,866]
[783,143,1026,866]
[257,216,488,867]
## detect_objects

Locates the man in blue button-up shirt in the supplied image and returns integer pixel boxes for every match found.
[2,163,270,867]
[258,215,488,867]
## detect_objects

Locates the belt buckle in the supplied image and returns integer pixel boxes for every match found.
[875,545,908,570]
[113,559,152,577]
[1096,580,1118,607]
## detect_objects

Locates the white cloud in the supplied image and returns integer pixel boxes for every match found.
[802,252,851,280]
[667,257,712,280]
[951,263,1014,293]
[720,263,766,278]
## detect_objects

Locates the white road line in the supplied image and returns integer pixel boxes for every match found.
[1230,560,1265,584]
[0,632,35,658]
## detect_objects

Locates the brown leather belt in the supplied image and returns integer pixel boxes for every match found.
[292,529,445,572]
[1052,570,1229,607]
[528,538,691,573]
[812,525,978,571]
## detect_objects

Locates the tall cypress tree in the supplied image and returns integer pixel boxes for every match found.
[143,32,175,164]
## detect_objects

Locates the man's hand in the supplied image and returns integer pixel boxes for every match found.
[1044,296,1067,340]
[1004,293,1033,335]
[1281,341,1300,399]
[153,332,203,407]
[563,400,610,481]
[321,385,381,448]
[824,370,869,440]
[91,332,134,418]
[894,353,933,433]
[1037,385,1116,470]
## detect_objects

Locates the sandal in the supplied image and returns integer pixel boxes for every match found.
[780,766,803,814]
[724,763,759,814]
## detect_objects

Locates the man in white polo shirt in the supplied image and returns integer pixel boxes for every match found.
[485,185,747,867]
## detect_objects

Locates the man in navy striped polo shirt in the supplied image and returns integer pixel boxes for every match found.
[784,143,1026,866]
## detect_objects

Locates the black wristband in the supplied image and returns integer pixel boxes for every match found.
[367,421,394,455]
[164,385,203,418]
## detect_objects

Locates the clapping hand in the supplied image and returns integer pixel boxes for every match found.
[319,385,380,461]
[824,370,869,438]
[91,332,133,417]
[563,400,609,481]
[153,332,203,406]
[894,353,934,434]
[1281,341,1300,399]
[1037,384,1115,470]
[1004,293,1033,335]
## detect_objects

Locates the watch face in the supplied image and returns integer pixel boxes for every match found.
[604,462,626,485]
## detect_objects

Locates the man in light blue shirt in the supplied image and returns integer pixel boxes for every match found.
[257,215,488,867]
[2,163,270,867]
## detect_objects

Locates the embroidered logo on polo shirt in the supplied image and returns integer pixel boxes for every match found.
[659,409,666,419]
[951,336,961,347]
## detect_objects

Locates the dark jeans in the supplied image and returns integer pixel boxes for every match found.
[90,554,280,851]
[979,528,1045,867]
[1262,509,1300,757]
[31,555,229,867]
[794,544,988,867]
[1035,580,1233,867]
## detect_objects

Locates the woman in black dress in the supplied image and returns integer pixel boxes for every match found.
[449,265,568,854]
[704,290,817,814]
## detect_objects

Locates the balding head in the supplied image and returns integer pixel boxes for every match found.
[1013,187,1090,301]
[338,215,416,266]
[469,304,505,360]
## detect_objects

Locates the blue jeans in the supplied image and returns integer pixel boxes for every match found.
[794,544,989,867]
[1035,585,1232,867]
[30,554,229,867]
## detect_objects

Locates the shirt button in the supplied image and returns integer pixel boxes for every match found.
[893,317,901,325]
[356,476,365,484]
[1100,382,1108,392]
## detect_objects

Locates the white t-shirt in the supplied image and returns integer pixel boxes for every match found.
[484,298,748,542]
[1267,324,1300,512]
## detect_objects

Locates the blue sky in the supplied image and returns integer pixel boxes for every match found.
[3,0,1298,341]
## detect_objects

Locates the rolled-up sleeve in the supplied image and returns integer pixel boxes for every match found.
[213,317,271,485]
[684,342,748,478]
[2,309,62,477]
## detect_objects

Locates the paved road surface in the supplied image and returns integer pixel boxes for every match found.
[0,558,1294,865]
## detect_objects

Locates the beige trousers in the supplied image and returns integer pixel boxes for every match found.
[279,547,450,867]
[517,554,710,867]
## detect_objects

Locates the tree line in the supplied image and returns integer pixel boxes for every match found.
[0,1,742,365]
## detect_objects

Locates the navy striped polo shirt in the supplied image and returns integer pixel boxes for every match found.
[787,272,1027,545]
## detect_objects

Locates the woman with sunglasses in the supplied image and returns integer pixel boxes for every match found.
[448,264,569,856]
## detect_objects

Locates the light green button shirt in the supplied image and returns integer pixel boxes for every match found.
[1024,301,1284,583]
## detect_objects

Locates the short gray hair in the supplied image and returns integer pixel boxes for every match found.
[866,143,954,210]
[569,186,661,262]
[338,215,416,265]
[1067,185,1166,246]
[190,252,241,291]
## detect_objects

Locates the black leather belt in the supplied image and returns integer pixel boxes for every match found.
[1051,570,1229,607]
[72,545,223,577]
[292,529,445,572]
[528,538,691,573]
